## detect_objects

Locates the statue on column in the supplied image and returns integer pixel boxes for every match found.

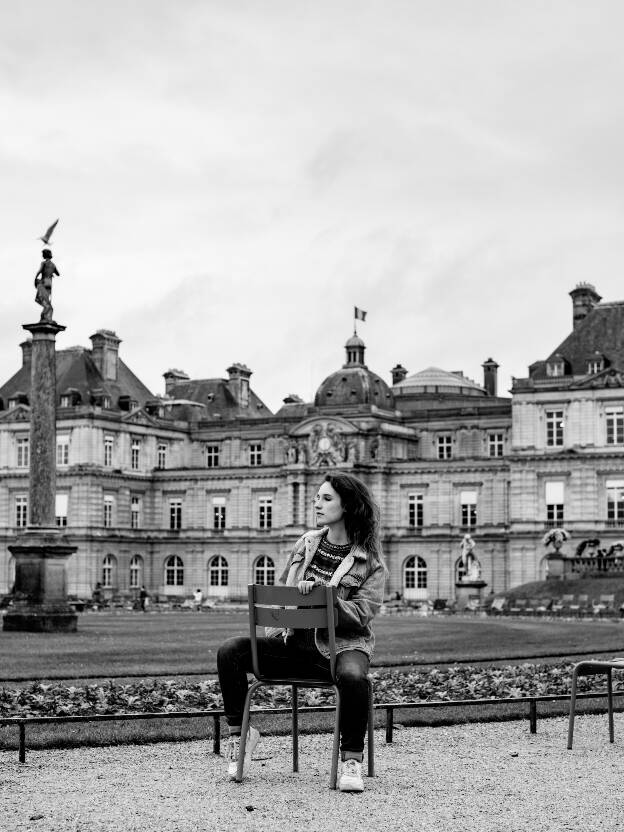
[34,248,60,322]
[460,533,481,581]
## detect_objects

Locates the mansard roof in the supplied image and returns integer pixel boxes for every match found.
[165,378,272,420]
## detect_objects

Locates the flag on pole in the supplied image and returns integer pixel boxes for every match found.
[38,218,59,245]
[354,306,367,322]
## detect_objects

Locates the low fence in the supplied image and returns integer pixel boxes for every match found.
[1,689,622,764]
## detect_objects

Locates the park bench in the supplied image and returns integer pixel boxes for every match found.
[591,594,617,618]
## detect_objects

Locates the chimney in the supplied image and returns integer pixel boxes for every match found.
[20,338,32,368]
[227,363,252,407]
[90,330,121,381]
[569,283,602,330]
[163,368,190,396]
[482,358,499,397]
[391,364,408,385]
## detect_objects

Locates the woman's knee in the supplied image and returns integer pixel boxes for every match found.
[335,653,369,687]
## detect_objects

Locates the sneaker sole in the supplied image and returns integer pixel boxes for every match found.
[338,777,364,792]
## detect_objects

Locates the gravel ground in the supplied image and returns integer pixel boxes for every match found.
[1,715,623,832]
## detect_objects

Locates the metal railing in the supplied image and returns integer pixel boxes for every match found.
[1,689,622,764]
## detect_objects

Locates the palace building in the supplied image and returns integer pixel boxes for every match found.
[1,283,623,603]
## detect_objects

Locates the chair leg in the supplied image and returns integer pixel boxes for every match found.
[367,679,375,778]
[567,665,580,750]
[607,669,615,743]
[329,685,341,790]
[292,684,299,772]
[236,680,263,783]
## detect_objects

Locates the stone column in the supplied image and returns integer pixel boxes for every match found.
[3,321,78,632]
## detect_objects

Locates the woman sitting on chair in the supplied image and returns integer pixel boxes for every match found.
[217,471,386,792]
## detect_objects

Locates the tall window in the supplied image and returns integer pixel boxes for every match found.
[606,407,624,445]
[165,555,184,586]
[56,435,69,467]
[545,481,564,525]
[16,437,29,468]
[205,445,220,468]
[249,443,263,466]
[213,497,226,530]
[437,435,452,460]
[55,493,68,528]
[209,555,228,587]
[102,554,116,588]
[131,438,141,470]
[606,480,624,526]
[157,442,167,469]
[258,497,273,529]
[460,491,477,529]
[408,494,423,529]
[103,496,114,528]
[104,435,113,467]
[131,496,141,529]
[404,556,427,589]
[546,410,564,447]
[488,433,504,458]
[254,555,275,585]
[129,555,143,588]
[169,499,182,530]
[292,482,300,525]
[15,495,28,528]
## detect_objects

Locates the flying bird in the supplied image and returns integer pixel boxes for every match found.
[38,218,59,245]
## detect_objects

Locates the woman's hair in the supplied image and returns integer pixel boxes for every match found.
[323,472,386,572]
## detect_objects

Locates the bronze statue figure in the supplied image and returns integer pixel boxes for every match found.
[34,248,59,322]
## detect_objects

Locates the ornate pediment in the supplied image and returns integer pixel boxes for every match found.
[571,367,624,389]
[121,407,159,426]
[287,417,357,467]
[0,404,31,422]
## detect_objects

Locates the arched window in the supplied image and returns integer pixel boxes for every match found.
[130,555,143,589]
[165,555,184,586]
[209,555,228,587]
[102,554,117,588]
[403,555,427,589]
[254,555,275,586]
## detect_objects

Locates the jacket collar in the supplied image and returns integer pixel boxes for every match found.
[303,527,368,562]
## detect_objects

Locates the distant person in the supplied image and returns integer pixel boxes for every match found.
[139,585,149,612]
[193,587,203,611]
[92,582,102,608]
[217,472,386,793]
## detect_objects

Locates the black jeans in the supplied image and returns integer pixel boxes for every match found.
[217,634,370,759]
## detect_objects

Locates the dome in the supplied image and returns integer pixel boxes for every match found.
[345,333,365,349]
[315,366,395,408]
[394,366,486,397]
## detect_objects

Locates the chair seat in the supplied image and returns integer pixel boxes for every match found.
[256,676,333,687]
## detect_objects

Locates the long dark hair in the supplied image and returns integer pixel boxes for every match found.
[323,472,386,572]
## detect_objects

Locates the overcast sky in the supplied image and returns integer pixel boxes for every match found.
[2,0,624,411]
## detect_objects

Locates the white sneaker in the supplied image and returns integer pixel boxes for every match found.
[225,726,261,780]
[338,758,364,792]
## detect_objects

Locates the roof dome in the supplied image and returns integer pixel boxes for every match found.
[314,366,395,408]
[345,333,365,349]
[394,366,486,397]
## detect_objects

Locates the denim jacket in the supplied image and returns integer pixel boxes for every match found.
[267,528,386,660]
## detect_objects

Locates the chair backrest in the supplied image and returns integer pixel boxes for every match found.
[491,597,506,611]
[561,594,575,603]
[577,594,589,603]
[247,584,338,681]
[599,594,615,604]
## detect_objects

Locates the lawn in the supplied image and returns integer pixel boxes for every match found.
[1,610,623,682]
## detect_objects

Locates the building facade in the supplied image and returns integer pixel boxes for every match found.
[1,284,622,602]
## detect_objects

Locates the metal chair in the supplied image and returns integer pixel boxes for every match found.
[567,659,624,748]
[236,584,375,788]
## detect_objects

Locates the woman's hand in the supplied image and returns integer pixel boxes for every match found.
[297,580,316,595]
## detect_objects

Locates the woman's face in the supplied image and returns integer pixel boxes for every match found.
[314,481,345,527]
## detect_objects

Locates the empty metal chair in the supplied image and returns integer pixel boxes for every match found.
[567,659,624,748]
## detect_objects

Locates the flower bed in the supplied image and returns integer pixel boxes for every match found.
[2,662,623,719]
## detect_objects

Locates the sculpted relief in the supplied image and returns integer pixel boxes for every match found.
[287,420,358,467]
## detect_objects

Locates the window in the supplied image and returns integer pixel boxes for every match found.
[606,407,624,446]
[205,444,220,468]
[59,395,72,408]
[213,496,226,530]
[460,490,477,529]
[254,555,275,585]
[249,443,262,466]
[102,554,117,588]
[55,493,68,528]
[292,482,300,525]
[588,356,604,374]
[546,410,564,447]
[104,435,113,467]
[408,494,423,529]
[165,554,184,586]
[56,435,69,467]
[488,433,504,458]
[404,556,427,589]
[103,496,114,528]
[546,360,565,377]
[131,496,141,529]
[437,435,452,460]
[131,438,141,470]
[15,495,28,528]
[258,497,273,529]
[129,555,143,589]
[157,443,167,470]
[606,480,624,526]
[16,437,29,468]
[209,555,228,586]
[169,499,182,530]
[545,481,564,526]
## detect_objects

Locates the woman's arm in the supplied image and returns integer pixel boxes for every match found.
[335,564,386,630]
